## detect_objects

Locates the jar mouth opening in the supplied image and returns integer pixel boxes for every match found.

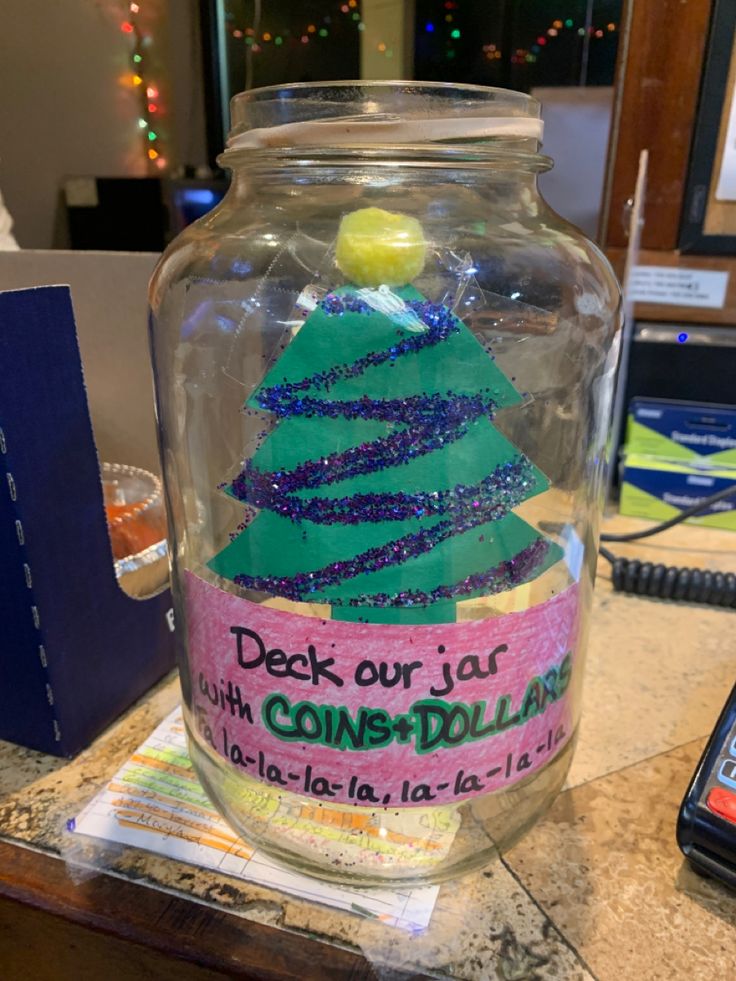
[225,80,544,157]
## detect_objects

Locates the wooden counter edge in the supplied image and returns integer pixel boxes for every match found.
[0,839,401,980]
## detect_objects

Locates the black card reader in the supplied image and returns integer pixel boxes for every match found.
[677,682,736,890]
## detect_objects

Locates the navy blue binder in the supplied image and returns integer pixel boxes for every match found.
[0,286,175,756]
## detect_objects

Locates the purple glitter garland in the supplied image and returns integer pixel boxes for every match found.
[234,457,534,526]
[348,538,550,609]
[259,296,460,402]
[255,391,492,424]
[231,392,499,498]
[233,463,538,602]
[229,294,548,608]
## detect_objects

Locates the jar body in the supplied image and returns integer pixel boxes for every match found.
[150,114,620,884]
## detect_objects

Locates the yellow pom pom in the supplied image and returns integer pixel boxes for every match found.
[335,207,427,287]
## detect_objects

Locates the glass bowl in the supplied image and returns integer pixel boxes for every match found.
[102,462,169,597]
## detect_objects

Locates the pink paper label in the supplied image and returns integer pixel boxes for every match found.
[184,572,580,807]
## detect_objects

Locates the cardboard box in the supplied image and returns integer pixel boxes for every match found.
[625,398,736,467]
[621,398,736,532]
[620,455,736,531]
[0,253,175,756]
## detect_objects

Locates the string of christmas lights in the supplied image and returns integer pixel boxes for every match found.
[233,2,619,66]
[424,4,617,65]
[119,1,166,172]
[510,14,618,65]
[229,0,371,57]
[220,2,620,92]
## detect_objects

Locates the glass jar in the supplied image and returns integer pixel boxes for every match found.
[149,82,621,885]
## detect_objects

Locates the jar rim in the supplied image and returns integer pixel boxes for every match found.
[231,78,540,105]
[225,80,543,155]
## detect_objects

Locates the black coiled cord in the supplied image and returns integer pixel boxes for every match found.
[600,545,736,606]
[599,484,736,607]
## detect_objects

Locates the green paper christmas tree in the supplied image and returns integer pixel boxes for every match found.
[209,208,562,624]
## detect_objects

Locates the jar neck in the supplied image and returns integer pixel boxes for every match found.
[224,151,545,204]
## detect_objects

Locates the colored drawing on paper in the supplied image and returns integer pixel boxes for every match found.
[71,707,442,931]
[185,574,580,807]
[209,215,562,624]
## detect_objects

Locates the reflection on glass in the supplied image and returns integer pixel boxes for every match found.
[414,0,623,89]
[210,1,622,104]
[203,2,623,239]
[221,0,362,94]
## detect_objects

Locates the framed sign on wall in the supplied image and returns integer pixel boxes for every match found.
[681,0,736,254]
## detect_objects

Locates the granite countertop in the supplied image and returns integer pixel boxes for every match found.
[1,515,735,979]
